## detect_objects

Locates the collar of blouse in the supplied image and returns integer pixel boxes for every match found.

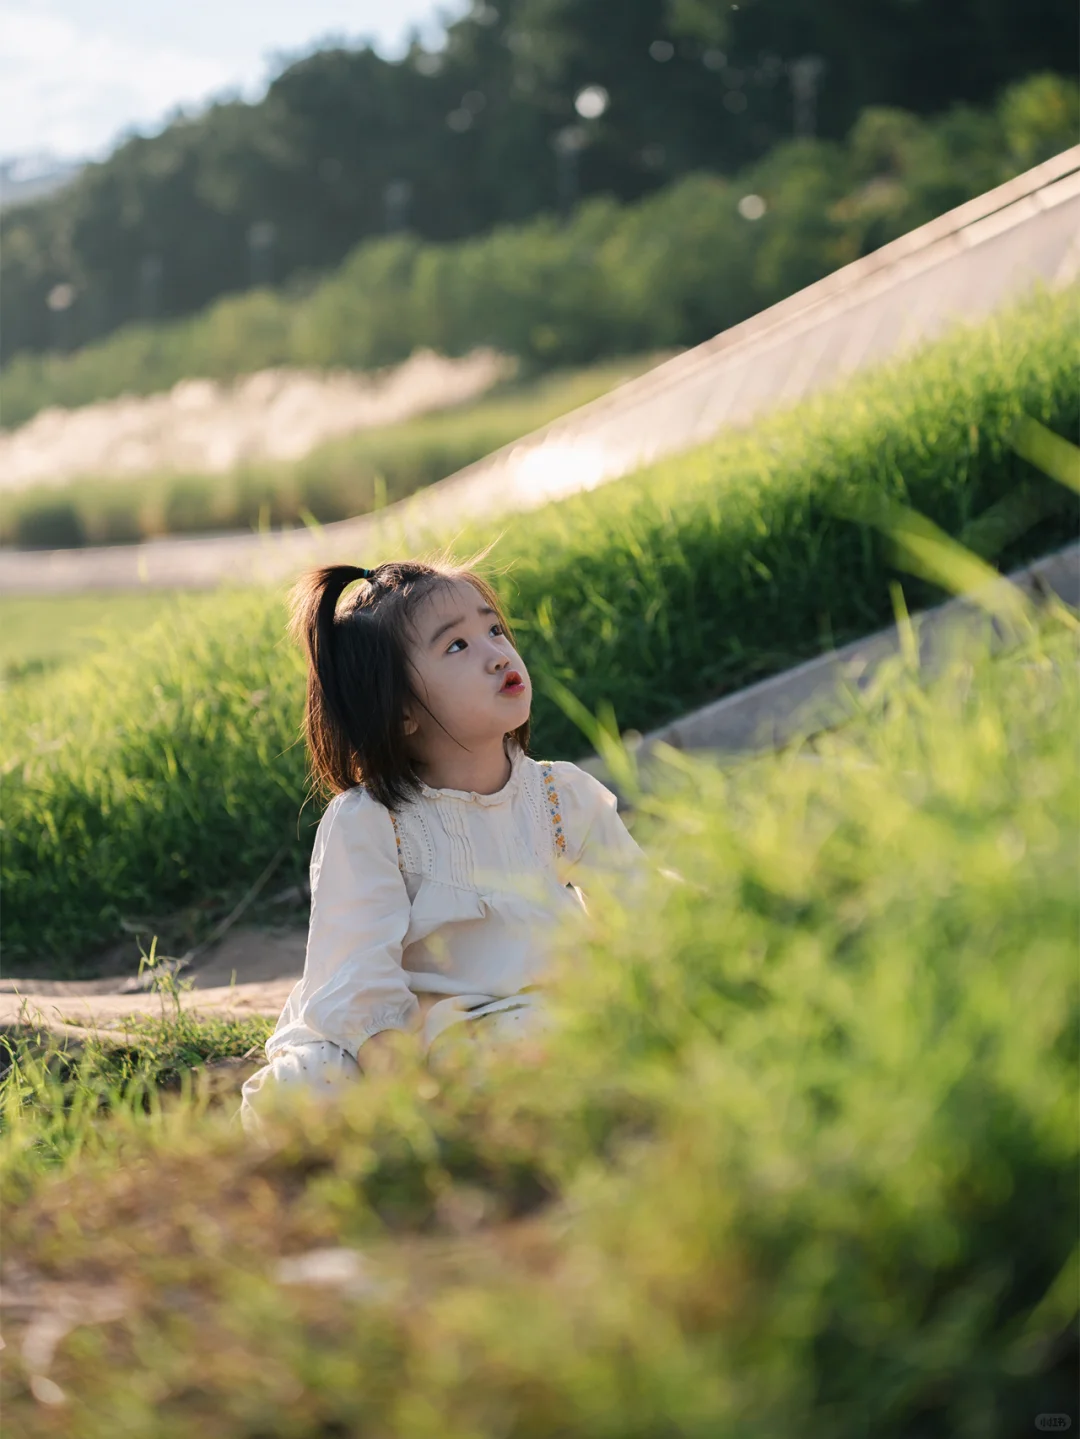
[415,743,527,806]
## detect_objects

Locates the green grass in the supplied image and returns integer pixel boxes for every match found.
[2,356,661,550]
[2,620,1076,1435]
[2,286,1077,970]
[0,939,271,1174]
[0,591,187,688]
[1,1013,272,1167]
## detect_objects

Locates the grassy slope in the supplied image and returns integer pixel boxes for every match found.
[2,287,1077,968]
[0,591,185,687]
[2,622,1076,1435]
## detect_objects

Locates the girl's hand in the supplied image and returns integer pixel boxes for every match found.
[356,1026,413,1077]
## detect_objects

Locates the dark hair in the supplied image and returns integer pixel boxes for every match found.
[287,553,529,810]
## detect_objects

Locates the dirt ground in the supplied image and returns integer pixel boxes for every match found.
[0,924,307,1044]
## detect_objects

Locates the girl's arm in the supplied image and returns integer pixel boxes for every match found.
[551,761,649,883]
[278,789,418,1063]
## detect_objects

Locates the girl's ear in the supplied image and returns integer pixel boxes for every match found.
[403,709,419,737]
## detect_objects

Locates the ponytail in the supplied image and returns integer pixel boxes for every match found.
[286,563,395,804]
[292,563,370,733]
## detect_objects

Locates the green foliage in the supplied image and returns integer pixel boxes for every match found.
[2,623,1076,1433]
[1,288,1077,968]
[0,357,658,549]
[3,74,1076,428]
[1001,70,1080,168]
[4,0,1075,368]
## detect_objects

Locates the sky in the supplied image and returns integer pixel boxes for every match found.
[0,0,464,164]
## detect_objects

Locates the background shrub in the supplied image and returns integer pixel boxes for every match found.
[13,501,87,550]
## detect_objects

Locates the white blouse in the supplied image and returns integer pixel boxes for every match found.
[265,746,645,1060]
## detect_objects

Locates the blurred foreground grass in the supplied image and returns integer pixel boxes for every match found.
[2,616,1076,1435]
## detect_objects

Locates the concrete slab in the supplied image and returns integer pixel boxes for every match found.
[631,542,1079,764]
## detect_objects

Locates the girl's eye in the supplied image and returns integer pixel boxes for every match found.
[446,623,502,653]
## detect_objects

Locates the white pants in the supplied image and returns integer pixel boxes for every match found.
[239,997,548,1138]
[239,1040,361,1136]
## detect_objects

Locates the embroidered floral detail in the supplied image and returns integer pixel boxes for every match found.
[539,761,567,855]
[388,811,404,871]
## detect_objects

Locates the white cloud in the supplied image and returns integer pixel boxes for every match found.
[0,6,259,160]
[0,1,465,164]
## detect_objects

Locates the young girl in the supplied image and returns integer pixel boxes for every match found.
[240,555,644,1134]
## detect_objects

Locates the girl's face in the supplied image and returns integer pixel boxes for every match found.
[403,579,531,754]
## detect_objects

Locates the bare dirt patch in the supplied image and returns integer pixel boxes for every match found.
[0,924,306,1043]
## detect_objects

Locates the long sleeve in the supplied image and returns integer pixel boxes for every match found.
[551,761,648,884]
[266,788,418,1061]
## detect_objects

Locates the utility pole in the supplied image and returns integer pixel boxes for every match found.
[137,255,162,320]
[46,281,75,351]
[789,55,825,139]
[552,87,609,218]
[383,179,413,233]
[553,123,588,215]
[247,220,277,287]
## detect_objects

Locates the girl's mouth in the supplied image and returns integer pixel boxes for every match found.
[499,670,526,696]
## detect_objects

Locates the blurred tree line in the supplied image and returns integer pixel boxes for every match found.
[2,0,1077,367]
[3,72,1075,431]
